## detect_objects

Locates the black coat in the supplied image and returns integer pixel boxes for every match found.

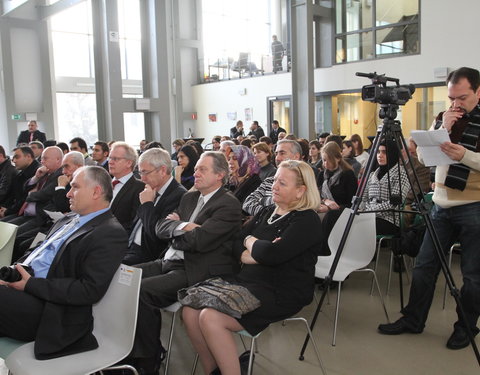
[17,130,46,145]
[0,158,18,205]
[110,175,145,234]
[4,160,40,216]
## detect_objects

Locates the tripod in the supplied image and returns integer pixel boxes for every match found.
[299,102,480,366]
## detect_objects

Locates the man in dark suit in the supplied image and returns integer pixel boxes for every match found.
[129,151,242,374]
[123,148,186,265]
[247,120,265,140]
[16,120,46,145]
[230,120,244,139]
[92,141,110,171]
[109,142,145,233]
[269,120,286,144]
[0,145,17,206]
[0,166,127,360]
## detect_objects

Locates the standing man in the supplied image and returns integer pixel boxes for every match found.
[269,120,286,145]
[16,120,46,145]
[0,166,127,359]
[230,120,244,139]
[378,67,480,350]
[247,121,265,140]
[123,148,186,265]
[92,141,110,171]
[70,137,95,166]
[128,151,242,374]
[271,34,284,73]
[109,142,145,233]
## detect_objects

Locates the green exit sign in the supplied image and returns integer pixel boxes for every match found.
[11,114,22,120]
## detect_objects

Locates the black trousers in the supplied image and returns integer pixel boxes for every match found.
[130,259,188,359]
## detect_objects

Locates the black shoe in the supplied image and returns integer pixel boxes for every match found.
[378,319,423,335]
[446,326,478,350]
[239,350,254,375]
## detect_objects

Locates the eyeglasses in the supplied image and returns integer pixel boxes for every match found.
[108,156,127,162]
[138,168,159,176]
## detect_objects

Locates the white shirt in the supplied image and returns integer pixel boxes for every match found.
[111,172,133,202]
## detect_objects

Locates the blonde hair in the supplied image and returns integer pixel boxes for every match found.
[277,160,320,211]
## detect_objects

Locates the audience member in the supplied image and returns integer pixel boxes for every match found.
[109,142,145,233]
[325,134,343,149]
[128,152,242,374]
[230,120,244,139]
[43,140,57,148]
[247,121,265,140]
[220,140,235,155]
[285,134,297,140]
[70,137,95,165]
[29,141,44,161]
[318,132,330,148]
[252,142,276,181]
[92,141,110,171]
[0,145,17,206]
[240,138,253,149]
[171,139,185,161]
[269,120,286,144]
[182,160,325,375]
[211,136,221,151]
[277,131,286,142]
[0,166,127,360]
[123,148,186,265]
[16,120,46,145]
[342,140,361,177]
[56,142,69,154]
[297,138,310,162]
[139,139,148,154]
[186,140,204,156]
[351,133,370,168]
[308,140,322,169]
[145,141,164,150]
[174,144,199,190]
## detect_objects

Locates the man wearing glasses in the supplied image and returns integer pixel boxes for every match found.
[123,148,186,265]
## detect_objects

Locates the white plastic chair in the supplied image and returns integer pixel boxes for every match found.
[5,264,142,375]
[315,209,390,346]
[0,222,18,266]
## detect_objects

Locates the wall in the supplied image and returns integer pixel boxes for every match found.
[192,0,480,143]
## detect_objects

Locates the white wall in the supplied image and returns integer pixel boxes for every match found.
[192,0,480,142]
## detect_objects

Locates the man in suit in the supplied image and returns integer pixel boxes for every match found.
[247,120,265,140]
[16,120,46,145]
[0,146,40,219]
[0,145,17,206]
[29,141,44,162]
[92,141,110,171]
[129,151,242,374]
[269,120,286,144]
[0,166,127,359]
[230,120,244,139]
[69,137,95,166]
[109,142,145,233]
[123,148,186,265]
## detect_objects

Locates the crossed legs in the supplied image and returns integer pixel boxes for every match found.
[183,306,244,375]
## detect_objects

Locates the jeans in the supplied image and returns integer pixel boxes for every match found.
[402,202,480,332]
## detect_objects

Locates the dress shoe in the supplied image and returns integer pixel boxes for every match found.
[378,319,422,335]
[446,326,478,350]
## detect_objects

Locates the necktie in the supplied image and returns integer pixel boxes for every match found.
[129,192,161,246]
[18,174,49,216]
[29,132,33,142]
[189,196,205,222]
[112,179,121,188]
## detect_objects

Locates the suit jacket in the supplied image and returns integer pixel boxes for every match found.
[156,188,242,285]
[230,126,244,139]
[4,160,40,216]
[22,210,127,359]
[16,130,47,145]
[0,158,18,206]
[111,175,145,233]
[269,127,286,144]
[124,179,186,264]
[247,127,265,140]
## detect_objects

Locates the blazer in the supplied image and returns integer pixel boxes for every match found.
[0,158,18,205]
[22,210,127,359]
[156,188,242,285]
[4,160,40,216]
[269,127,286,144]
[124,179,186,264]
[16,130,47,145]
[111,175,145,233]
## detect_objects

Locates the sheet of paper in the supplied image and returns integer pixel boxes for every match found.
[410,128,455,167]
[43,210,65,222]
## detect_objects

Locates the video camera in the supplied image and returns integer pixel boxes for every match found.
[356,72,415,106]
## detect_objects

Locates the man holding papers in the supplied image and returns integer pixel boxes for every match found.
[378,67,480,351]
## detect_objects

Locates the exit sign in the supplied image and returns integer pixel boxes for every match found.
[11,114,21,120]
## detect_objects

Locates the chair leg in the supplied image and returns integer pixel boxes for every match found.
[247,337,256,375]
[163,311,177,375]
[368,270,390,323]
[370,239,384,295]
[442,245,455,309]
[191,353,199,375]
[332,281,342,346]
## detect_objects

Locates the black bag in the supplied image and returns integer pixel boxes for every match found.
[400,223,426,257]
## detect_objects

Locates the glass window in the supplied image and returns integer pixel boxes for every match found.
[123,112,145,147]
[376,0,419,27]
[376,24,419,56]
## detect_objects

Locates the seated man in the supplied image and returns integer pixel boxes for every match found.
[0,166,127,359]
[0,145,17,207]
[123,148,186,265]
[129,151,242,374]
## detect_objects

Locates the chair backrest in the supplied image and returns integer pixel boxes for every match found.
[316,209,376,281]
[92,264,142,353]
[0,222,18,267]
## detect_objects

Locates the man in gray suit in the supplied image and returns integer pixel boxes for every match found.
[129,151,242,374]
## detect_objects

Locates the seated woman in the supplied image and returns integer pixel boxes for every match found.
[226,145,262,205]
[341,140,362,178]
[174,144,199,190]
[361,140,410,235]
[308,140,323,170]
[252,141,276,181]
[351,134,369,176]
[182,160,324,375]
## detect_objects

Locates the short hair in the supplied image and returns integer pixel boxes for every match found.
[350,134,364,154]
[94,141,110,154]
[13,146,34,159]
[236,120,243,127]
[201,151,229,185]
[325,134,343,149]
[272,120,279,126]
[277,160,321,211]
[69,137,88,152]
[64,151,85,167]
[77,166,113,203]
[212,136,221,143]
[0,145,5,158]
[319,132,330,139]
[240,139,252,148]
[111,141,138,170]
[252,120,259,126]
[259,136,272,145]
[309,140,321,150]
[43,139,57,147]
[277,139,302,158]
[29,140,44,149]
[447,67,480,92]
[172,139,185,147]
[252,142,273,162]
[321,141,352,171]
[138,148,172,174]
[296,138,310,162]
[145,141,165,150]
[285,134,297,140]
[56,142,69,153]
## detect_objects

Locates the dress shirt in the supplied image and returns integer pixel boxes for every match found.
[111,172,133,201]
[28,208,109,278]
